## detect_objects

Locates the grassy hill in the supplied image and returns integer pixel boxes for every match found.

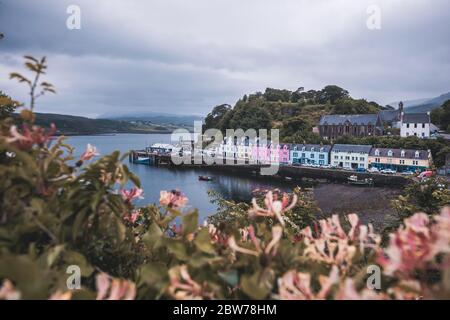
[13,113,187,135]
[204,86,383,143]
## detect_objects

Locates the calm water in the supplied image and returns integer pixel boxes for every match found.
[66,134,296,221]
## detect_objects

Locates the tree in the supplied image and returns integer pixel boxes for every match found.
[319,85,350,104]
[204,104,231,130]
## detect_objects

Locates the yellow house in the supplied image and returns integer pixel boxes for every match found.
[368,147,432,172]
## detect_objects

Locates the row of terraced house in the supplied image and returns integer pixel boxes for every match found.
[216,137,432,172]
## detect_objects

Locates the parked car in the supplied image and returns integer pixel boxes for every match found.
[368,167,380,173]
[356,168,366,173]
[401,171,414,176]
[381,169,397,174]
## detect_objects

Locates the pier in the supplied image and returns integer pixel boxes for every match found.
[129,150,410,187]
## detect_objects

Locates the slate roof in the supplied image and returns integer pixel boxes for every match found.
[379,109,400,123]
[290,144,332,152]
[369,147,429,160]
[319,114,380,126]
[331,144,372,154]
[402,113,430,124]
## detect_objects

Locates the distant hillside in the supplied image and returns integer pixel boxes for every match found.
[391,92,450,113]
[100,112,203,126]
[14,113,182,135]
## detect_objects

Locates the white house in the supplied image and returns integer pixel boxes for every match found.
[330,144,372,170]
[400,113,431,138]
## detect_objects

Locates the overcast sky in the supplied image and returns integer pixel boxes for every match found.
[0,0,449,117]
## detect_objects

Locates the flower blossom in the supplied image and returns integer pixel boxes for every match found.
[159,190,188,209]
[6,123,56,150]
[228,225,283,257]
[0,279,21,300]
[248,191,297,226]
[167,265,213,300]
[96,273,136,300]
[378,209,450,277]
[123,209,141,224]
[80,143,99,161]
[299,214,380,271]
[121,187,144,203]
[277,266,339,300]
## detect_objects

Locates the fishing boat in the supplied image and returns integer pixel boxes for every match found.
[198,175,213,181]
[347,175,374,186]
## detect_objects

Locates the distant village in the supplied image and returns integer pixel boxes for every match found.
[142,103,447,175]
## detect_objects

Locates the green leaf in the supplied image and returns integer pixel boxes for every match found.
[194,228,215,254]
[182,211,198,236]
[240,271,271,300]
[164,238,188,261]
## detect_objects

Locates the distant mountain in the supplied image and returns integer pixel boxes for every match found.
[390,92,450,113]
[99,112,204,126]
[14,113,184,135]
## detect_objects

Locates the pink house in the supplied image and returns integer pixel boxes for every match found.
[252,141,270,164]
[278,144,290,164]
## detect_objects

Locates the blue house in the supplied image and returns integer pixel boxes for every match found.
[290,144,332,166]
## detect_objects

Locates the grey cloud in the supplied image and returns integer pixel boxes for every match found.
[0,0,449,117]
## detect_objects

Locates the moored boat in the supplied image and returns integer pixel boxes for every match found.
[347,175,374,186]
[198,175,213,181]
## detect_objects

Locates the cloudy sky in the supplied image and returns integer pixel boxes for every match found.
[0,0,449,117]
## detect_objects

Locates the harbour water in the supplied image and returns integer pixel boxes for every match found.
[66,133,400,225]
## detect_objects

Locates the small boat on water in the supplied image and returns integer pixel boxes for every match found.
[198,175,213,181]
[347,175,374,186]
[134,157,149,164]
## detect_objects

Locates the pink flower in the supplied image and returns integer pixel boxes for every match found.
[378,213,435,277]
[121,187,144,203]
[228,225,283,257]
[159,190,188,209]
[0,279,21,300]
[95,273,136,300]
[167,265,213,300]
[249,191,297,226]
[277,266,339,300]
[123,209,141,224]
[6,123,56,150]
[80,143,99,161]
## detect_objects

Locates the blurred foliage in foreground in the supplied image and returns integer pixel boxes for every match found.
[1,56,450,300]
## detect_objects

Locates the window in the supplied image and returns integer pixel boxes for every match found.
[345,156,350,160]
[301,153,306,158]
[414,123,417,128]
[293,152,298,157]
[374,149,380,156]
[311,154,315,158]
[319,154,325,159]
[422,133,425,137]
[375,158,380,163]
[400,160,405,165]
[413,160,418,166]
[334,155,338,159]
[407,123,410,128]
[422,123,425,128]
[387,150,393,157]
[415,151,420,158]
[360,157,364,161]
[401,150,405,157]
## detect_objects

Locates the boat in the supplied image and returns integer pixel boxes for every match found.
[198,175,213,181]
[347,175,374,186]
[134,157,149,164]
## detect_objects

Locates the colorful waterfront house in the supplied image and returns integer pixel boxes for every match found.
[269,143,280,164]
[278,143,291,164]
[330,144,372,169]
[252,138,270,164]
[290,144,331,166]
[221,136,237,160]
[368,148,432,172]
